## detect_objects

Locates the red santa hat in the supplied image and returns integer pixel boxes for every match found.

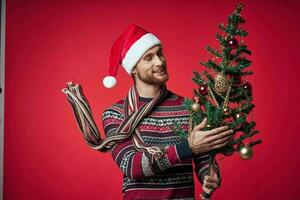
[103,24,161,88]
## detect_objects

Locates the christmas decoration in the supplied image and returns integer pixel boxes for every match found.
[238,144,253,160]
[227,37,239,49]
[191,102,201,112]
[214,73,230,94]
[175,3,262,199]
[199,84,208,95]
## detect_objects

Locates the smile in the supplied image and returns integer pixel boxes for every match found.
[153,69,166,73]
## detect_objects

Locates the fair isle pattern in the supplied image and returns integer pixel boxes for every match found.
[102,90,219,200]
[122,173,194,189]
[142,136,183,146]
[140,117,189,127]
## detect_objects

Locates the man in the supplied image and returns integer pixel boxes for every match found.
[102,24,233,200]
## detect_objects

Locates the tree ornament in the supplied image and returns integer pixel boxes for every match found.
[199,84,208,95]
[206,124,211,128]
[194,96,200,103]
[214,73,230,94]
[227,37,239,49]
[243,82,252,95]
[191,102,200,112]
[239,145,253,160]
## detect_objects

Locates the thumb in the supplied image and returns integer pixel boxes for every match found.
[193,118,207,131]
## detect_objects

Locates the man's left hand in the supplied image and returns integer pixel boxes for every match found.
[202,162,221,196]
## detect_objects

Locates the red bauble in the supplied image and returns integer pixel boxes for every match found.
[199,84,208,95]
[227,37,239,49]
[243,82,252,95]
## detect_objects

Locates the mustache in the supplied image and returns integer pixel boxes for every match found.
[155,63,167,71]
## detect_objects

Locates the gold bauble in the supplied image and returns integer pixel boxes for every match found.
[191,103,200,112]
[214,73,230,94]
[239,145,253,160]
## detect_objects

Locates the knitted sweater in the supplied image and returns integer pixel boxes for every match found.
[102,90,219,200]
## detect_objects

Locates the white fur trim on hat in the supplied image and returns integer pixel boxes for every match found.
[103,76,117,88]
[122,33,161,74]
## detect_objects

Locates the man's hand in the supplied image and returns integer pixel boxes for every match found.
[188,118,234,155]
[201,160,221,199]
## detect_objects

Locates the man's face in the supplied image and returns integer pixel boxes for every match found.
[132,45,169,85]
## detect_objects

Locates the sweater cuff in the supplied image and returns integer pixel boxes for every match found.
[175,139,193,160]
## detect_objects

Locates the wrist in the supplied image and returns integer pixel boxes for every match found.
[175,139,193,160]
[187,135,194,154]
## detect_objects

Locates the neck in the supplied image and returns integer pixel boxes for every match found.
[135,81,162,98]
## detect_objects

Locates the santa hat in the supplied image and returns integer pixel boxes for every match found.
[103,24,161,88]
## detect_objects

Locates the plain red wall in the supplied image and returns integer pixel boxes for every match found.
[4,0,300,199]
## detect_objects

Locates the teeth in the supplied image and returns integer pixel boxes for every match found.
[154,69,165,73]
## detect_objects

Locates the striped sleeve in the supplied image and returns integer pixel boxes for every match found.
[193,154,221,184]
[102,108,193,179]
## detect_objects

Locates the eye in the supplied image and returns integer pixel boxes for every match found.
[145,56,152,61]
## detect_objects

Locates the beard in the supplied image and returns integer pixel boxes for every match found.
[136,63,169,85]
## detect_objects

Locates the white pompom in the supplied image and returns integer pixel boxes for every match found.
[103,76,117,88]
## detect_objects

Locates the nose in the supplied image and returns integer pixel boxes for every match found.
[153,54,163,67]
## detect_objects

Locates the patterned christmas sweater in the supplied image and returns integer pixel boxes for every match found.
[102,90,220,200]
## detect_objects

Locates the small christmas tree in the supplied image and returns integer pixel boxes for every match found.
[175,3,262,198]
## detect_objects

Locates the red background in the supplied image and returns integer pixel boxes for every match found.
[4,0,300,199]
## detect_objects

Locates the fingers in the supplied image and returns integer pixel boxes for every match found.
[208,129,234,142]
[202,185,213,196]
[204,175,219,184]
[205,175,220,186]
[200,194,210,200]
[193,118,207,131]
[203,175,220,195]
[209,141,229,150]
[204,181,218,189]
[208,133,233,147]
[204,129,233,150]
[206,125,230,136]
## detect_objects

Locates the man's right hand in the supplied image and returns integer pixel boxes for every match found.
[187,118,234,155]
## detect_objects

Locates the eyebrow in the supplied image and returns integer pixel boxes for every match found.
[143,47,163,59]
